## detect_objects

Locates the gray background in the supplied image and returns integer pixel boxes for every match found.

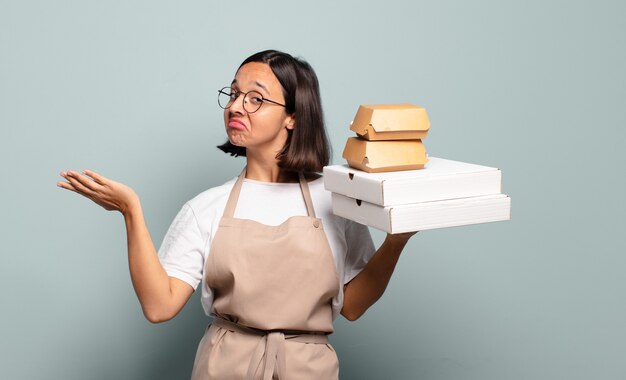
[1,0,624,379]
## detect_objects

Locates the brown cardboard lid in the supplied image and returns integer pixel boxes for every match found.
[350,104,430,135]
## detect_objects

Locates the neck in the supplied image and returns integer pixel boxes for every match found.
[245,149,297,183]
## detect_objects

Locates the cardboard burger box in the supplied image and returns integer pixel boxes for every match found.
[331,193,511,234]
[342,137,428,173]
[350,104,430,141]
[323,157,503,206]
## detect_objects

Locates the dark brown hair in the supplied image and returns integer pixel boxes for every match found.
[217,50,331,173]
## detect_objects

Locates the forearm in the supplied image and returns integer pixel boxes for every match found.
[123,202,179,322]
[58,169,190,322]
[341,233,413,321]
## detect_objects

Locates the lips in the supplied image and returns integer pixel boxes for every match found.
[228,119,247,131]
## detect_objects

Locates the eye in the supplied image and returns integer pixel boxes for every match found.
[229,90,240,100]
[247,92,264,106]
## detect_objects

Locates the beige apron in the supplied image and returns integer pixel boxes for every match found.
[191,168,340,380]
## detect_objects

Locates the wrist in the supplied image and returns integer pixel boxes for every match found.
[122,196,142,220]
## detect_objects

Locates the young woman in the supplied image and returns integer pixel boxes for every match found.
[58,50,416,379]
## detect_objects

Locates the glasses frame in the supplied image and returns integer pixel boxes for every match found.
[218,87,287,114]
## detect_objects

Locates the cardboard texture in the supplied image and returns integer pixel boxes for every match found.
[323,157,502,206]
[332,193,511,234]
[349,104,430,141]
[342,137,428,173]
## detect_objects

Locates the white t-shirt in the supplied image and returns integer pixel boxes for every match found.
[158,175,376,319]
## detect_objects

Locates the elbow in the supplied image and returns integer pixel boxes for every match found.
[145,314,169,324]
[143,306,175,324]
[341,308,364,322]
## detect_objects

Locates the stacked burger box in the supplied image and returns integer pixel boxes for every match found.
[324,104,511,234]
[342,104,430,172]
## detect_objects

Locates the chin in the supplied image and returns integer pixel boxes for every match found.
[229,140,246,147]
[228,133,247,147]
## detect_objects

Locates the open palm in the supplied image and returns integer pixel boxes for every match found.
[57,170,138,214]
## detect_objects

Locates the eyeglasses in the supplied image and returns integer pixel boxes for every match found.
[218,87,287,114]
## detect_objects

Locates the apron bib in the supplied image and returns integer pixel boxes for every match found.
[191,169,340,380]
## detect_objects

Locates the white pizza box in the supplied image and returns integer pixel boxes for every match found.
[323,157,502,206]
[331,193,511,234]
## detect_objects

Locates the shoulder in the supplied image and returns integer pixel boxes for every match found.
[184,176,238,218]
[308,176,328,198]
[309,176,348,230]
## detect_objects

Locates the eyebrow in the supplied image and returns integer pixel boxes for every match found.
[253,81,269,94]
[230,79,270,94]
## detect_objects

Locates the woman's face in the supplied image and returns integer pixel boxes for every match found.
[224,62,294,153]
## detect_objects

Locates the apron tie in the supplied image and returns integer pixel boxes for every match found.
[247,331,286,379]
[213,317,329,380]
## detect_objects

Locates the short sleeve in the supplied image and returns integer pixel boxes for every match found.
[343,219,376,284]
[158,203,205,290]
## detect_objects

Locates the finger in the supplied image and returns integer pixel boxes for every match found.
[58,179,104,208]
[57,180,78,193]
[65,171,97,195]
[83,169,107,185]
[58,172,77,191]
[66,170,101,192]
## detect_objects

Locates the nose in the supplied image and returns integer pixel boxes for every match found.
[229,92,246,115]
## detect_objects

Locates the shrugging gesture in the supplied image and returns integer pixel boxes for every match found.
[57,169,194,322]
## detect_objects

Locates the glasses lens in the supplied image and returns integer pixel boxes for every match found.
[243,91,263,113]
[218,87,234,109]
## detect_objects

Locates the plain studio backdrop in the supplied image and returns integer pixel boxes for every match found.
[1,1,624,379]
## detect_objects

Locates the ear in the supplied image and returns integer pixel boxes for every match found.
[284,115,295,130]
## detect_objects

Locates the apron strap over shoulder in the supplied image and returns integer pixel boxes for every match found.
[222,168,247,218]
[298,172,317,219]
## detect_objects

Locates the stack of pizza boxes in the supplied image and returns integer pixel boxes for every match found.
[324,104,511,234]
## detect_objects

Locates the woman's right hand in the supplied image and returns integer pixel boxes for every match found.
[58,169,192,322]
[57,169,139,215]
